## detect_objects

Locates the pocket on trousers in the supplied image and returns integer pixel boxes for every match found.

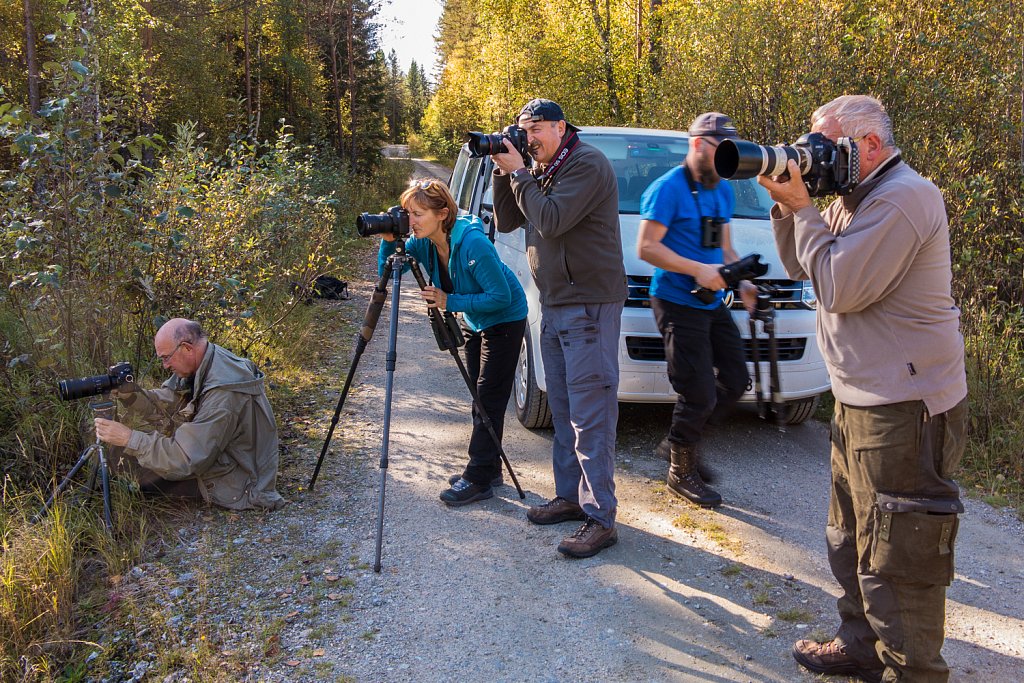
[558,323,606,389]
[868,493,962,586]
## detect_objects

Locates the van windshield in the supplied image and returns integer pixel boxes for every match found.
[582,131,773,219]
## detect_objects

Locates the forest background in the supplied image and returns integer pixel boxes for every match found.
[0,0,1021,680]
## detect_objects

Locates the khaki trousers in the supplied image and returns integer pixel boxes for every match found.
[827,398,967,683]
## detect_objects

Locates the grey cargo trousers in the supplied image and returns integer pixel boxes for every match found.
[539,301,622,528]
[828,398,968,683]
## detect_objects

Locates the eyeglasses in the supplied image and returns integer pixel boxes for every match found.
[157,341,185,363]
[415,180,437,191]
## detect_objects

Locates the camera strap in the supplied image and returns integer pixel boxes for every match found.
[430,243,455,294]
[538,131,580,186]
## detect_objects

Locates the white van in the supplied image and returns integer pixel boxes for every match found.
[448,126,830,429]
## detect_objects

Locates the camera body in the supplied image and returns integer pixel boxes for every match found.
[714,132,860,197]
[357,206,410,239]
[691,253,769,304]
[58,361,134,401]
[466,124,531,163]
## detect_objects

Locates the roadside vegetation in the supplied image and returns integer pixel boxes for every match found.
[427,0,1024,512]
[1,2,415,679]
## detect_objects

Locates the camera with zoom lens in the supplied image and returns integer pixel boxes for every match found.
[356,206,410,239]
[58,362,134,401]
[714,132,860,197]
[466,124,531,164]
[691,253,769,305]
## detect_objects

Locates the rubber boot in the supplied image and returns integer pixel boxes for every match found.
[656,437,716,484]
[667,443,722,508]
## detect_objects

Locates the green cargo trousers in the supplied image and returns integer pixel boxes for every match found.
[826,398,968,683]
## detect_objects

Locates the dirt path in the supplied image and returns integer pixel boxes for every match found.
[111,152,1024,683]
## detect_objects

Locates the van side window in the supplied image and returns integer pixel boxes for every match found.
[457,157,482,211]
[449,152,470,204]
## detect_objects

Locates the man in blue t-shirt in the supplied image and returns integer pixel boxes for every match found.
[637,112,757,509]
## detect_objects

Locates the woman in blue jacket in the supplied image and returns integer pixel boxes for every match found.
[379,179,528,506]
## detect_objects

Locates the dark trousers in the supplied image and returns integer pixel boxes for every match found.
[651,297,748,446]
[828,399,967,683]
[461,317,527,486]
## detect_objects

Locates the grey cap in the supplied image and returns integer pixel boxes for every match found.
[688,112,739,141]
[518,98,580,132]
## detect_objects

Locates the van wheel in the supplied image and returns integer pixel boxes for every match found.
[514,328,552,429]
[781,396,820,425]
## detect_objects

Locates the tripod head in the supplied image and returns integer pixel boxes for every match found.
[749,285,778,324]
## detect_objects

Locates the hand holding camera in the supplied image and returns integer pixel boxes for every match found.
[691,253,769,304]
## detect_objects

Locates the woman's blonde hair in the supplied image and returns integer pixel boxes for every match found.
[400,179,458,234]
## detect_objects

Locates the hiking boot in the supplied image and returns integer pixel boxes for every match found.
[656,437,716,483]
[792,639,884,683]
[667,443,722,508]
[526,497,587,525]
[449,473,503,488]
[439,478,494,507]
[557,518,618,558]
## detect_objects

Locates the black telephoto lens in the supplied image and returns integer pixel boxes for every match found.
[58,374,112,401]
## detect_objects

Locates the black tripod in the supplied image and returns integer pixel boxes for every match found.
[308,238,524,573]
[748,288,786,430]
[34,399,117,530]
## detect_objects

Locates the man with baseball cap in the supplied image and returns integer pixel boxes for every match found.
[636,112,757,509]
[490,97,627,559]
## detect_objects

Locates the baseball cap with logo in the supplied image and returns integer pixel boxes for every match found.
[688,112,739,142]
[517,98,581,133]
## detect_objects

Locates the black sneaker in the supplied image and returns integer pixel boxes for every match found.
[448,473,503,488]
[440,478,494,507]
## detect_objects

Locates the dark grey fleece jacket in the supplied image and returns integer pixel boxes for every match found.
[492,139,627,306]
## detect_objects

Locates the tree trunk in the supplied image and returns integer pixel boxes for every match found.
[23,0,40,114]
[244,0,253,125]
[140,1,156,167]
[327,0,344,158]
[346,0,356,170]
[588,0,622,123]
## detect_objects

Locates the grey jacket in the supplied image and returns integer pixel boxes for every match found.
[120,343,285,510]
[772,157,967,415]
[492,139,627,306]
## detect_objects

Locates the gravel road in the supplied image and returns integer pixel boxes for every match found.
[311,259,1023,683]
[117,151,1023,683]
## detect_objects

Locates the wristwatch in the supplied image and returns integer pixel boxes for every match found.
[511,167,531,181]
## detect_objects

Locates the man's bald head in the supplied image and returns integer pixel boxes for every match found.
[155,318,209,378]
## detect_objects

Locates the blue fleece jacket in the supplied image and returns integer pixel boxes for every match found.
[377,214,527,332]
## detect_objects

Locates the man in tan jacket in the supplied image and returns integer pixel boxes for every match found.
[95,318,285,511]
[760,95,967,683]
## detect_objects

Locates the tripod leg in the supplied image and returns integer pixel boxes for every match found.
[374,263,404,573]
[765,318,786,431]
[309,264,393,490]
[749,317,766,419]
[33,445,98,523]
[405,259,525,499]
[98,446,113,531]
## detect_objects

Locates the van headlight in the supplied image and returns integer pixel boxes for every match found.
[800,281,817,309]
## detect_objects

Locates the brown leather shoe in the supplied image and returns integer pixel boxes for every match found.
[792,639,883,683]
[557,518,618,558]
[526,497,586,525]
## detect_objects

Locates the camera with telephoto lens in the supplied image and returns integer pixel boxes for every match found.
[713,132,861,197]
[691,253,769,304]
[466,124,531,163]
[58,362,134,401]
[356,206,410,239]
